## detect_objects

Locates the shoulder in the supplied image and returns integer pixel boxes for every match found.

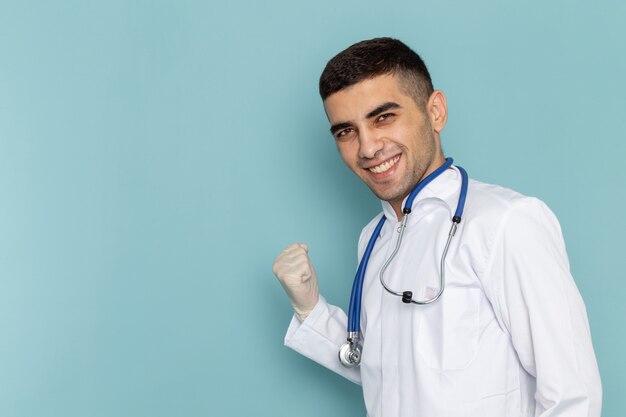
[461,178,564,271]
[360,211,386,235]
[464,178,556,225]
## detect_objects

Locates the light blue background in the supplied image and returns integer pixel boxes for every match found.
[1,1,624,416]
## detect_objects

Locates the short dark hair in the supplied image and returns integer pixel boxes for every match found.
[319,37,434,106]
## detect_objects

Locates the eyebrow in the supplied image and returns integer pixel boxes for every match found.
[365,102,401,119]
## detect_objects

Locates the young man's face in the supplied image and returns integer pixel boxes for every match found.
[323,73,446,216]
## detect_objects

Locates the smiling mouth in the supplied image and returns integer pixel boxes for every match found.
[368,155,400,174]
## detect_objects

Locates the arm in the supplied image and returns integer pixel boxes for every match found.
[483,198,602,416]
[273,243,361,384]
[284,295,361,384]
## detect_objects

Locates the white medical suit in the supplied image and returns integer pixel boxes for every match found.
[284,167,602,417]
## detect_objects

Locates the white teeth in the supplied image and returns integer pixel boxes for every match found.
[369,156,400,174]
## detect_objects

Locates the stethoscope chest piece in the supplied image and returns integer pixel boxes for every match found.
[339,339,362,367]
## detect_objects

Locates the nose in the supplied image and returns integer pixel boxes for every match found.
[358,129,384,159]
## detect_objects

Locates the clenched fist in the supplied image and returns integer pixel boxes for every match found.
[272,243,320,321]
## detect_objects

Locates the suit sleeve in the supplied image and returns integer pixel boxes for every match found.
[482,198,602,416]
[284,295,361,384]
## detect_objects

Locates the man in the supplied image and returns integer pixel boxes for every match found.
[272,38,601,417]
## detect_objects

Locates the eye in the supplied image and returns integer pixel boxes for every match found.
[335,128,354,141]
[377,113,395,123]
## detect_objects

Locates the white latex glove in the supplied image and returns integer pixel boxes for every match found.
[272,243,319,322]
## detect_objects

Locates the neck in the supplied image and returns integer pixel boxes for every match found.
[389,155,449,221]
[390,201,404,221]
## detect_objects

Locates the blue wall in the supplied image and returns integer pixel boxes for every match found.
[1,1,624,416]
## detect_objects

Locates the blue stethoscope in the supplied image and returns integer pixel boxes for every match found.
[338,158,469,367]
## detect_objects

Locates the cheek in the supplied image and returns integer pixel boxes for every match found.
[394,124,419,145]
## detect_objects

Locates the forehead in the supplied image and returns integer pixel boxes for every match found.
[323,73,414,123]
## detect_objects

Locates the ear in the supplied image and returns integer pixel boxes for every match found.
[426,90,448,133]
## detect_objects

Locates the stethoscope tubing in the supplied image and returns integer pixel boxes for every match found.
[347,215,385,334]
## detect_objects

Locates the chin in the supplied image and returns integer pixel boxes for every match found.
[370,187,402,203]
